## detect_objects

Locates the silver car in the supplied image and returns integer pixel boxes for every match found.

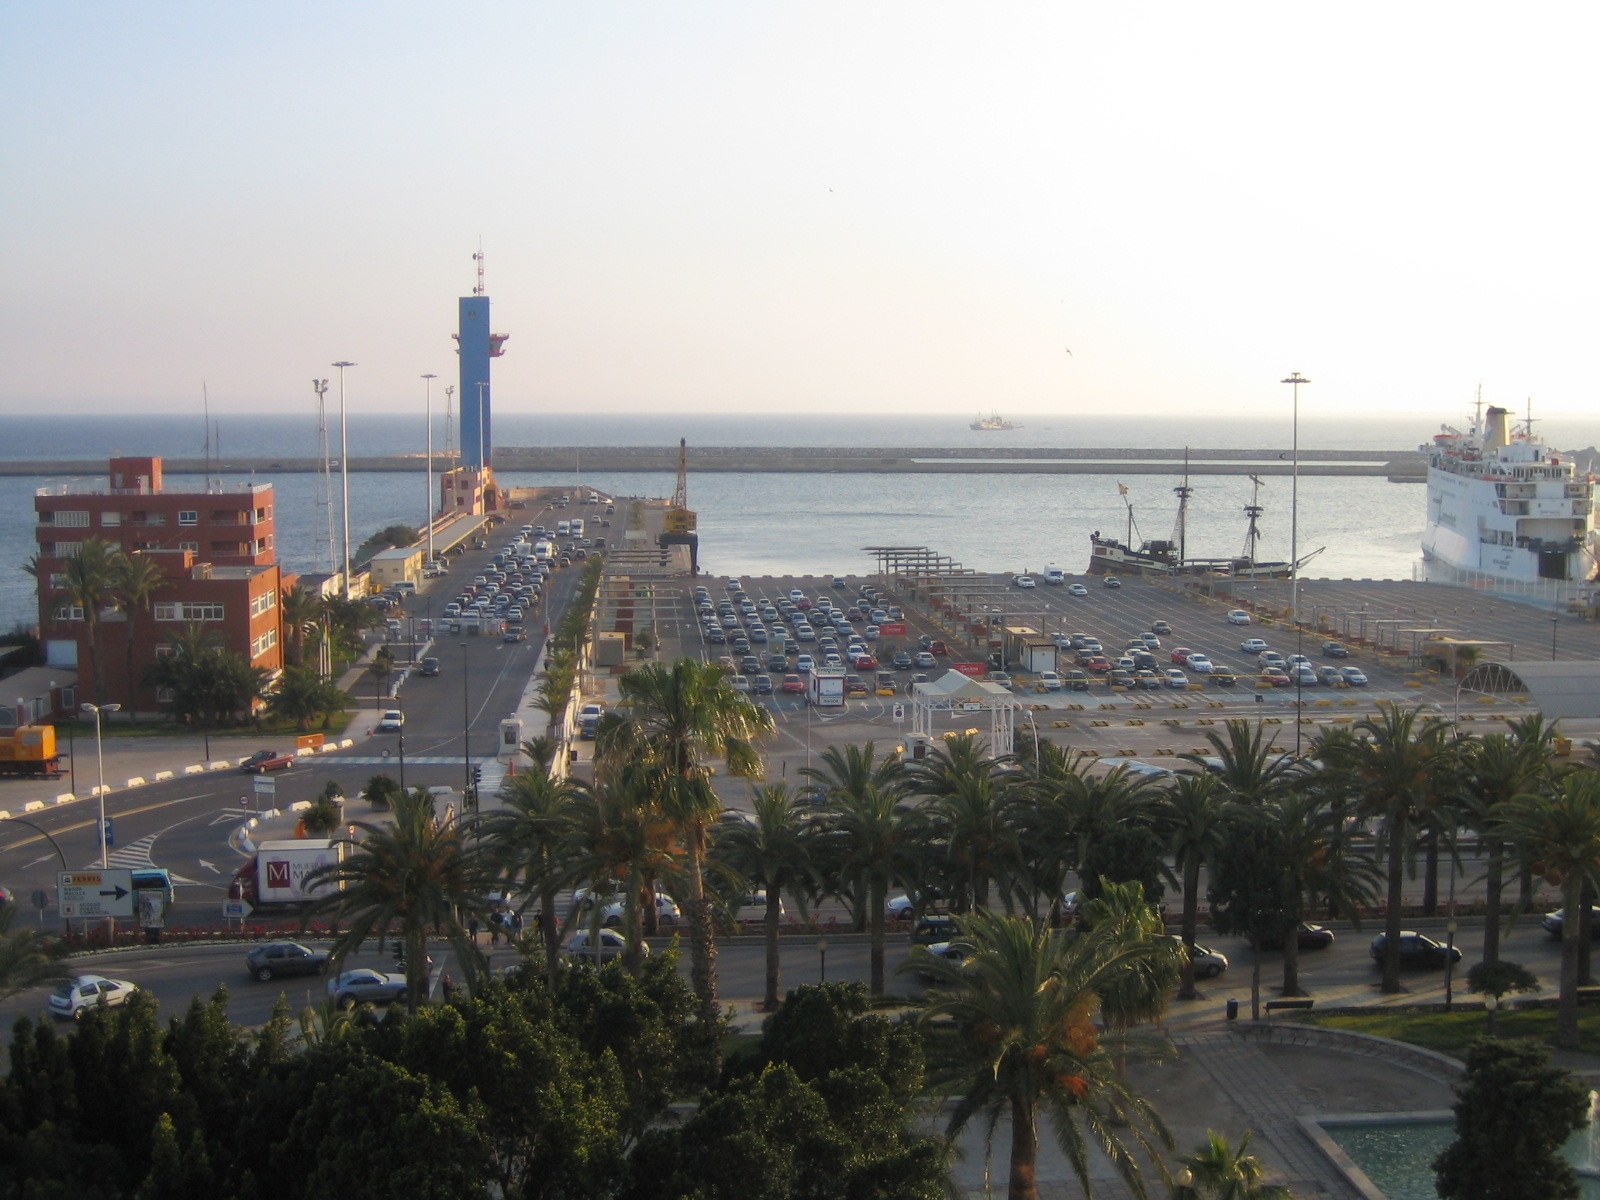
[49,974,137,1020]
[327,968,409,1007]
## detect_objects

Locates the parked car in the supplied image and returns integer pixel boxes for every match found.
[245,941,330,981]
[1170,647,1194,664]
[1209,666,1237,686]
[1257,669,1292,688]
[1186,654,1213,673]
[240,749,295,773]
[1240,637,1270,654]
[913,651,937,669]
[327,969,410,1007]
[1188,944,1229,979]
[1341,667,1370,686]
[985,671,1013,689]
[49,975,138,1019]
[1164,668,1189,689]
[891,651,913,670]
[1037,671,1063,691]
[1151,620,1172,635]
[1226,609,1253,625]
[1369,931,1462,968]
[1322,641,1351,658]
[377,710,405,731]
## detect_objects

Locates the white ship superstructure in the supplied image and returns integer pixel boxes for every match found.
[1421,404,1597,597]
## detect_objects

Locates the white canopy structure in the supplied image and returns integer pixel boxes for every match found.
[910,670,1020,755]
[1457,660,1600,721]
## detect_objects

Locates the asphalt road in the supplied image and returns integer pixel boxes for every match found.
[0,495,586,929]
[2,915,1581,1039]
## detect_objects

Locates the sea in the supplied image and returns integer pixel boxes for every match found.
[5,411,1598,632]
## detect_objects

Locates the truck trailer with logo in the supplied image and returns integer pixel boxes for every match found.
[232,839,345,907]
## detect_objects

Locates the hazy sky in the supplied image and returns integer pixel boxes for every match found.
[3,4,1596,422]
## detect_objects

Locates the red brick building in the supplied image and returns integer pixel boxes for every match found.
[35,456,290,709]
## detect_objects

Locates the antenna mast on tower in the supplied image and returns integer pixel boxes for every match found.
[1170,448,1193,563]
[1242,475,1267,565]
[444,385,455,460]
[473,238,485,295]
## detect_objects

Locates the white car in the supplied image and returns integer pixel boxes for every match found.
[50,975,138,1019]
[1164,668,1190,688]
[1012,575,1037,589]
[565,928,649,964]
[1185,654,1213,673]
[1227,609,1253,625]
[729,674,750,692]
[377,709,405,731]
[1038,671,1063,691]
[1067,583,1089,596]
[1240,637,1270,654]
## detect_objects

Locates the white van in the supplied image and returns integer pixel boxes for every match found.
[556,520,571,537]
[569,518,585,538]
[1041,567,1065,586]
[392,580,418,595]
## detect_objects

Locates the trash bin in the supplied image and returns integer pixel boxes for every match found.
[1226,998,1239,1020]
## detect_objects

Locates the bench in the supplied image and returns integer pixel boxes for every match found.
[1264,998,1315,1014]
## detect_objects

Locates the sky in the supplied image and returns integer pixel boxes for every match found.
[3,3,1597,423]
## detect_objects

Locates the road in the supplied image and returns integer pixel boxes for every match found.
[1,914,1580,1038]
[0,494,586,929]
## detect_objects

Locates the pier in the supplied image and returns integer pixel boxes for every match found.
[0,446,1431,480]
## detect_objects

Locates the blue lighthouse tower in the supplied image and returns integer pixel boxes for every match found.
[455,248,507,471]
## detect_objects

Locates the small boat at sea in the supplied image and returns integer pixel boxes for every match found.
[970,412,1019,431]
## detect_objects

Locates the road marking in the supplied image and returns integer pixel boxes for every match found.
[25,853,55,868]
[197,859,220,874]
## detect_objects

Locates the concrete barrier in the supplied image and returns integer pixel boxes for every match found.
[339,738,355,749]
[207,760,232,770]
[126,777,146,788]
[24,800,45,812]
[154,771,174,781]
[54,793,76,804]
[0,811,8,820]
[289,800,311,811]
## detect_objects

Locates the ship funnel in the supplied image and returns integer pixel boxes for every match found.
[1484,405,1511,452]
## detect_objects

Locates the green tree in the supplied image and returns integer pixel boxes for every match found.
[801,741,911,929]
[302,795,341,836]
[355,523,421,563]
[144,624,268,728]
[480,758,587,982]
[305,787,493,1012]
[1464,961,1540,1038]
[1170,1129,1289,1200]
[1081,879,1186,1047]
[267,663,349,730]
[1158,772,1231,999]
[0,901,71,999]
[1208,809,1295,1019]
[908,910,1174,1200]
[711,782,815,1010]
[363,772,402,808]
[908,732,1017,911]
[58,537,120,704]
[1322,704,1454,993]
[1434,1038,1590,1200]
[1496,772,1600,1048]
[279,585,323,668]
[595,657,775,1013]
[113,551,169,714]
[822,781,923,996]
[1180,719,1295,805]
[1269,787,1381,997]
[1009,737,1098,923]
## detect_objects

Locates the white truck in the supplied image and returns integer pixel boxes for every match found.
[1042,566,1065,585]
[807,668,846,708]
[232,839,345,907]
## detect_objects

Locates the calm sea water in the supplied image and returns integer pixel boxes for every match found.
[4,410,1596,631]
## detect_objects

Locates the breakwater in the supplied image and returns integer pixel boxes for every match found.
[0,446,1430,480]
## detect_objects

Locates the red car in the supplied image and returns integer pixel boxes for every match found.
[781,673,805,693]
[1257,669,1292,688]
[240,749,295,773]
[1170,647,1193,664]
[1082,655,1112,674]
[851,653,877,670]
[928,640,949,656]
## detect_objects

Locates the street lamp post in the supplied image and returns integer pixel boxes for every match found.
[333,361,356,599]
[461,641,471,802]
[422,374,437,569]
[1282,372,1310,757]
[1552,612,1560,661]
[81,702,121,867]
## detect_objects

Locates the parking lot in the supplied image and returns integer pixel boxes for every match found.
[635,568,1600,785]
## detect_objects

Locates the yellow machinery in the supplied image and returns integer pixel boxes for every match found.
[0,725,63,778]
[659,437,700,568]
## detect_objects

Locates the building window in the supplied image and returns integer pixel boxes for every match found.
[179,541,199,552]
[251,628,279,658]
[154,602,225,622]
[101,511,122,527]
[178,510,198,526]
[131,511,165,526]
[53,542,81,557]
[62,687,76,709]
[154,644,172,657]
[54,603,85,621]
[48,574,67,590]
[50,511,90,527]
[211,541,245,555]
[155,687,175,703]
[250,590,278,617]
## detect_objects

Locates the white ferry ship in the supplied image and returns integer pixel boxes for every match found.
[1421,404,1597,598]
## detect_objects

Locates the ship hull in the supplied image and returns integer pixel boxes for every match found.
[1087,536,1293,579]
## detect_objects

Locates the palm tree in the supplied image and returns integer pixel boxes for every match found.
[1268,788,1381,996]
[112,550,168,715]
[1011,739,1099,924]
[1080,879,1186,1042]
[711,782,815,1010]
[1496,772,1600,1049]
[1180,719,1296,805]
[909,733,1018,912]
[0,903,71,1000]
[1456,716,1561,965]
[478,757,588,982]
[280,586,324,669]
[1322,704,1453,993]
[908,910,1174,1200]
[1063,763,1164,901]
[800,742,910,928]
[305,788,492,1013]
[268,664,349,731]
[58,538,120,703]
[595,657,774,1012]
[826,782,924,995]
[1170,1129,1290,1199]
[1157,773,1231,999]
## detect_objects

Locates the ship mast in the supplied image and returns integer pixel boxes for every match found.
[1242,474,1266,565]
[1170,448,1192,562]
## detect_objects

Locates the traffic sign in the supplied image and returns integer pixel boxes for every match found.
[252,774,276,797]
[102,816,115,847]
[223,898,253,918]
[30,889,48,911]
[58,869,135,919]
[892,703,905,721]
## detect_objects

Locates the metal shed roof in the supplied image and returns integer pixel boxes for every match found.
[1458,660,1600,720]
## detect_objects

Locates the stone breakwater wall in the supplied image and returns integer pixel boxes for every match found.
[0,447,1428,479]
